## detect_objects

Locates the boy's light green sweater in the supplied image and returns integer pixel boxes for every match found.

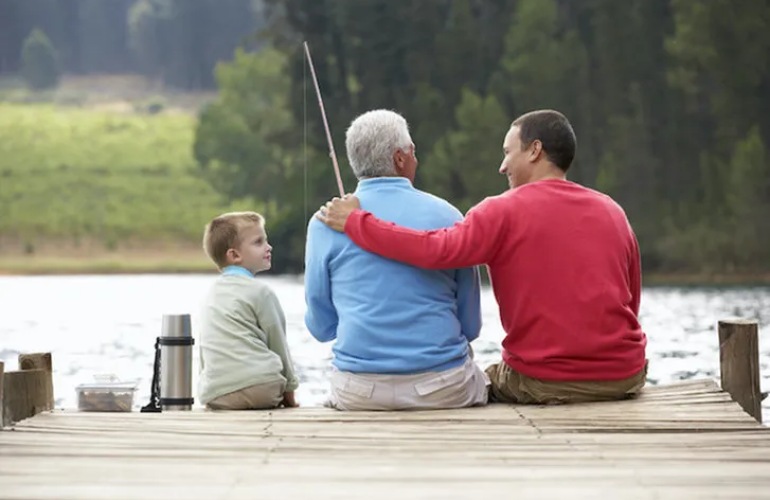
[197,275,299,404]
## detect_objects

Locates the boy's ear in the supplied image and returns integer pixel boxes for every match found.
[226,248,241,263]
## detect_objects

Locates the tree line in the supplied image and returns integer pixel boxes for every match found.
[197,0,770,275]
[0,0,263,88]
[2,0,769,276]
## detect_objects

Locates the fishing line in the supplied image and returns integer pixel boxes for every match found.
[303,45,308,246]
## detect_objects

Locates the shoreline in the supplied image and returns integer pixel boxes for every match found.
[0,256,769,286]
[642,274,770,287]
[0,254,215,276]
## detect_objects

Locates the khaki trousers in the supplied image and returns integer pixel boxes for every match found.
[485,361,647,405]
[327,357,489,411]
[206,379,286,410]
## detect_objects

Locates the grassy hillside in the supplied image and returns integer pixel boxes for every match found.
[0,103,249,271]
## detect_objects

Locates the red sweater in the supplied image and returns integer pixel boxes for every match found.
[344,179,647,381]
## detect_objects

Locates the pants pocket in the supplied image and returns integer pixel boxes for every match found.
[332,372,375,399]
[413,368,465,396]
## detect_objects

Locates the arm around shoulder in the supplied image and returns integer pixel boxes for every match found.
[345,197,506,269]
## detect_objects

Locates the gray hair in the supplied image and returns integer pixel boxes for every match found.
[345,110,413,178]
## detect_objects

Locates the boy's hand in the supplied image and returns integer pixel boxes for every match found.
[281,391,299,408]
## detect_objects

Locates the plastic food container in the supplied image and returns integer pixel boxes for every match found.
[76,377,138,412]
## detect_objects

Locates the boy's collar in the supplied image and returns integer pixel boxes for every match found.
[221,265,254,278]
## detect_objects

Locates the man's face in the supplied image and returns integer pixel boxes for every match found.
[499,126,530,189]
[230,223,272,274]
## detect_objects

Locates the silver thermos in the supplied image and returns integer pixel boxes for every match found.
[159,314,194,411]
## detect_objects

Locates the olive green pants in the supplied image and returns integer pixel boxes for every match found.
[206,380,285,410]
[485,361,647,405]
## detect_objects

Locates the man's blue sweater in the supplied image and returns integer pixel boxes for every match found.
[304,177,481,374]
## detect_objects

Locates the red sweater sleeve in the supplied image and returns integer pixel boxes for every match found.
[343,199,504,269]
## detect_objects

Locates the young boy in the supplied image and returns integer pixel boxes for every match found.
[198,211,299,410]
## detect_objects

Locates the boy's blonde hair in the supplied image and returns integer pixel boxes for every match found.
[202,211,265,268]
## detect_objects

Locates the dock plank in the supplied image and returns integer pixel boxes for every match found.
[1,379,769,499]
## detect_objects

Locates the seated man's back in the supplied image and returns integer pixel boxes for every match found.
[304,109,487,410]
[306,178,478,374]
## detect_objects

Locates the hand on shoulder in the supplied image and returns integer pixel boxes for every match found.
[316,194,360,232]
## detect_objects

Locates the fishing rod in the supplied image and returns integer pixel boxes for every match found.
[303,41,345,197]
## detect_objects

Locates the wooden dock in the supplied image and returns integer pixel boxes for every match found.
[1,379,769,500]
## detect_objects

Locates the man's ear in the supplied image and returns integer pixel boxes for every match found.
[529,140,544,162]
[393,149,405,173]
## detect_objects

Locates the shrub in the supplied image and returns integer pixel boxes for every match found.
[21,29,61,91]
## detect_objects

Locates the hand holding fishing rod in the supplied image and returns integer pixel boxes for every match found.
[303,41,345,197]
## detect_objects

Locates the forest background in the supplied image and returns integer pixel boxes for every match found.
[1,0,768,282]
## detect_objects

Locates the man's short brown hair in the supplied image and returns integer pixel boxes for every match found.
[512,109,576,172]
[202,211,265,268]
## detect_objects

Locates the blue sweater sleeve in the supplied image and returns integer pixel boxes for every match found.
[304,218,338,342]
[455,266,482,342]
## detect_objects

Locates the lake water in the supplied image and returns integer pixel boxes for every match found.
[1,275,768,421]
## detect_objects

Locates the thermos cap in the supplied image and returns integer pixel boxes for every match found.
[161,314,192,339]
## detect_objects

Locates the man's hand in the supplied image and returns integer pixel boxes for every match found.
[281,391,298,408]
[316,194,360,232]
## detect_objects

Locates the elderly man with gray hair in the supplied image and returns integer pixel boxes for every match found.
[304,109,488,410]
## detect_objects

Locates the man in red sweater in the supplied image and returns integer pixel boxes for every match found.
[317,109,647,404]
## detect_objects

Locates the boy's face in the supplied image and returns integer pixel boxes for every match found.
[228,223,272,274]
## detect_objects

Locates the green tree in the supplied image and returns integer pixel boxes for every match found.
[20,28,60,90]
[194,48,295,201]
[423,89,509,212]
[724,127,770,269]
[128,0,172,82]
[14,0,72,71]
[660,0,770,274]
[490,0,592,182]
[77,0,134,73]
[193,47,335,271]
[667,0,770,149]
[263,0,514,162]
[594,84,659,249]
[582,0,678,196]
[129,0,259,89]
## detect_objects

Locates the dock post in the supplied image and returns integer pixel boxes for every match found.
[2,353,54,427]
[718,319,762,423]
[19,352,54,410]
[0,361,4,428]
